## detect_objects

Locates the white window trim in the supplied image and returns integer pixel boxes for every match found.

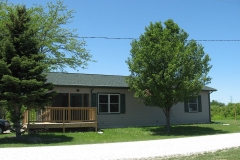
[188,98,198,112]
[98,94,120,114]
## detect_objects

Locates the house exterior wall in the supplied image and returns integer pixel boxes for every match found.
[53,87,91,94]
[171,91,210,124]
[53,86,211,128]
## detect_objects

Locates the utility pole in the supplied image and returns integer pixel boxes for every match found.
[231,96,237,121]
[234,100,237,121]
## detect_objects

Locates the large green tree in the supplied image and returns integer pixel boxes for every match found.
[126,20,212,132]
[0,0,93,71]
[0,6,56,138]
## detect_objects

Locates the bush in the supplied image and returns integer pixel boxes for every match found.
[211,103,240,120]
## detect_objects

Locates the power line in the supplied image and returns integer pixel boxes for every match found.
[190,40,240,42]
[1,34,240,41]
[80,37,240,42]
[80,37,135,40]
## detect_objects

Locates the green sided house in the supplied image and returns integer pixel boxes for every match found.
[22,72,216,132]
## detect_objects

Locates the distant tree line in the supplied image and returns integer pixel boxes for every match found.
[211,100,240,120]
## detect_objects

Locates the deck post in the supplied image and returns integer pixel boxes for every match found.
[27,110,29,125]
[95,108,97,132]
[27,110,29,134]
[63,108,65,133]
[68,107,70,122]
[49,108,51,122]
[68,93,71,121]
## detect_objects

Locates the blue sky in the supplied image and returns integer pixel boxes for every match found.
[9,0,240,104]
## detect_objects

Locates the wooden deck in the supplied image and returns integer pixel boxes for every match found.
[22,107,98,132]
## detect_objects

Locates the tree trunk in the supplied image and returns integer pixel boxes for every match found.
[165,109,171,132]
[14,106,21,138]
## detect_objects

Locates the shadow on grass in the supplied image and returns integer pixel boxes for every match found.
[211,121,224,124]
[143,125,228,136]
[0,133,73,145]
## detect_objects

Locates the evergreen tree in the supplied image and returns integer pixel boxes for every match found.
[0,6,56,138]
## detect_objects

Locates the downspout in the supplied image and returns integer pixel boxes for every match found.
[90,88,98,131]
[208,91,213,123]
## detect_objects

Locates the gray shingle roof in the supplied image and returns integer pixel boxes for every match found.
[47,72,128,88]
[47,72,217,91]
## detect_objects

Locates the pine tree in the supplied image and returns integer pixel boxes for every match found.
[0,6,56,138]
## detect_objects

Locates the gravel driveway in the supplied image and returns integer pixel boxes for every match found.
[1,133,240,160]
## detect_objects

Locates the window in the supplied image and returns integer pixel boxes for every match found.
[70,94,89,107]
[52,93,89,107]
[184,95,202,112]
[98,94,120,113]
[188,98,198,112]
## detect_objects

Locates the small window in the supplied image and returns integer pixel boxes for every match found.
[184,95,202,112]
[98,94,120,113]
[188,98,198,112]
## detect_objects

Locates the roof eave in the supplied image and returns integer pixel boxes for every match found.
[53,84,130,89]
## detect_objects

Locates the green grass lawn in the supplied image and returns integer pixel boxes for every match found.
[0,120,240,148]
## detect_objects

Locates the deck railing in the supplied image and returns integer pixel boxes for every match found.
[22,107,97,124]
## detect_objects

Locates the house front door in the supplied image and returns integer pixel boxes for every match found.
[70,94,90,121]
